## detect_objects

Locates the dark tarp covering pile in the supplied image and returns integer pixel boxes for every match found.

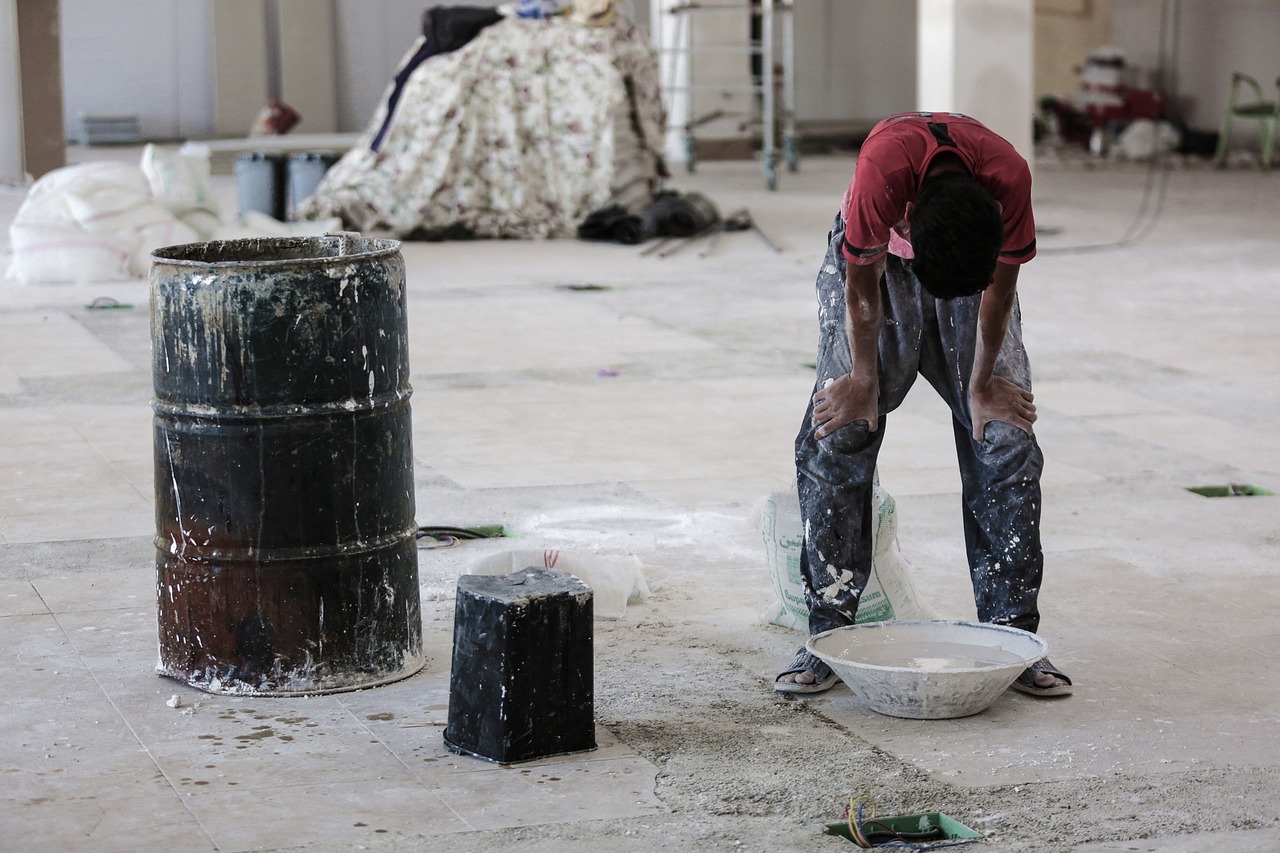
[297,12,667,240]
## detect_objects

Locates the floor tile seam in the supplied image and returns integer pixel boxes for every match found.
[26,598,147,618]
[16,607,217,840]
[0,529,153,546]
[0,584,50,617]
[61,413,154,482]
[0,484,154,508]
[126,477,155,507]
[419,765,667,826]
[12,425,157,502]
[1040,457,1238,488]
[330,699,480,828]
[48,620,223,848]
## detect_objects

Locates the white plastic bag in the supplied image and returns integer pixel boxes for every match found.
[1115,119,1180,161]
[756,477,933,631]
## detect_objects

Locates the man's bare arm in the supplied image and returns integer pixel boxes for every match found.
[812,260,882,438]
[969,262,1036,441]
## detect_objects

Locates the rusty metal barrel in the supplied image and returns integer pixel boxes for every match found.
[150,235,423,696]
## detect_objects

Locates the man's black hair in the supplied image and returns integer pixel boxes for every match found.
[908,170,1003,300]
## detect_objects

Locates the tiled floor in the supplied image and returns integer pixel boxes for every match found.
[1,145,1279,852]
[3,568,661,851]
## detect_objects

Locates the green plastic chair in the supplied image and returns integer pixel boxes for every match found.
[1214,72,1280,170]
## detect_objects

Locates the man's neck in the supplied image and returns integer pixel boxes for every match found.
[925,151,968,178]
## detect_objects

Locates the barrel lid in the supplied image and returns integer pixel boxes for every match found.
[151,235,401,268]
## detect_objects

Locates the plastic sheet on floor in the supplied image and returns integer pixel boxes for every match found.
[467,548,668,619]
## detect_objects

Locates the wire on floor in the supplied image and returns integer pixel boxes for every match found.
[415,524,506,550]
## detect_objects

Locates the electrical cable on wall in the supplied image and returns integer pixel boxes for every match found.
[1041,0,1180,256]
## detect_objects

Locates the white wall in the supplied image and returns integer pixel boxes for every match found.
[59,0,507,140]
[333,0,449,132]
[1113,0,1280,139]
[60,0,214,140]
[794,0,917,123]
[53,0,1278,144]
[918,0,1033,160]
[652,0,914,153]
[56,0,912,142]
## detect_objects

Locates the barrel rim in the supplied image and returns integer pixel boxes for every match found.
[151,235,402,269]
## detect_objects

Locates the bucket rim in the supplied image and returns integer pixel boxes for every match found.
[151,235,402,268]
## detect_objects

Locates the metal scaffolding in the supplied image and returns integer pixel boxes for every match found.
[653,0,797,190]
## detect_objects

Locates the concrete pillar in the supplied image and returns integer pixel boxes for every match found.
[916,0,1034,163]
[651,0,692,165]
[0,0,23,182]
[0,0,65,183]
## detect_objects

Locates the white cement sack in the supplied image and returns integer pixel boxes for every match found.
[131,219,200,277]
[64,176,169,235]
[466,548,665,620]
[6,161,181,284]
[8,222,133,284]
[756,478,933,632]
[7,164,127,283]
[5,149,333,284]
[141,143,222,239]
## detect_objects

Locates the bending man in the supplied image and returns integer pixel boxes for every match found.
[776,112,1072,698]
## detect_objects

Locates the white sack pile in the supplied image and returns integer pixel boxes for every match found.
[7,144,221,284]
[5,144,340,285]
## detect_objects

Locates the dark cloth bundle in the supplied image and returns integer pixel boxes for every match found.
[577,204,655,245]
[642,190,720,237]
[422,5,506,48]
[578,191,720,245]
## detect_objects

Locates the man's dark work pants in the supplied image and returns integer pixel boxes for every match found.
[795,214,1044,636]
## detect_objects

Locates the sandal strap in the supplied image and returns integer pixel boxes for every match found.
[1027,657,1072,686]
[777,647,833,682]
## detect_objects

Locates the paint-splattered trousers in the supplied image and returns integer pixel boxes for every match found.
[795,214,1044,636]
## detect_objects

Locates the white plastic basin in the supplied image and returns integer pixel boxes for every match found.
[807,620,1048,719]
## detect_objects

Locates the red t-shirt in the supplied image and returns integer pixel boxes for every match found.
[841,112,1036,267]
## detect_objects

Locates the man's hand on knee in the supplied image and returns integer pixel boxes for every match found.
[813,371,879,438]
[970,375,1036,442]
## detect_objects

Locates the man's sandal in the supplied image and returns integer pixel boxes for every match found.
[1011,657,1073,697]
[774,648,840,694]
